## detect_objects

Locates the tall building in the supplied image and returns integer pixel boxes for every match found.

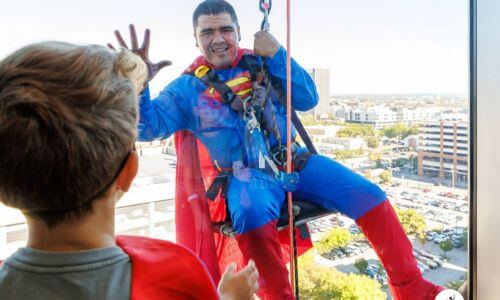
[343,106,443,129]
[418,121,468,185]
[307,68,330,117]
[397,107,443,125]
[344,106,398,128]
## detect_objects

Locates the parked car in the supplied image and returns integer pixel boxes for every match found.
[433,235,448,244]
[414,249,444,266]
[365,268,377,278]
[417,261,430,272]
[418,257,438,269]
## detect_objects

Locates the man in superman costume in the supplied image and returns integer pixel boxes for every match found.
[115,1,445,298]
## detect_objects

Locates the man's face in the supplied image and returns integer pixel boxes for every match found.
[194,13,240,68]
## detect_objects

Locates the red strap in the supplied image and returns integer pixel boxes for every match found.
[116,235,219,300]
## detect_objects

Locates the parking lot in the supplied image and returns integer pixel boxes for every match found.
[387,182,468,228]
[307,178,469,297]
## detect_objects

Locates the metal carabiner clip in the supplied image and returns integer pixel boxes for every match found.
[259,0,272,31]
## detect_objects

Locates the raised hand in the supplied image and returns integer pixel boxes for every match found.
[218,260,259,300]
[254,31,280,58]
[109,24,171,81]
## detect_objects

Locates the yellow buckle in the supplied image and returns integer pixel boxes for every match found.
[194,65,210,78]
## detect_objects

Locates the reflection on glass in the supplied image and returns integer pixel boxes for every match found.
[0,0,468,299]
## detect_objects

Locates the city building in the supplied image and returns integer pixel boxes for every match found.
[342,106,444,129]
[343,106,398,128]
[307,68,331,117]
[320,136,364,151]
[397,107,443,125]
[418,121,468,185]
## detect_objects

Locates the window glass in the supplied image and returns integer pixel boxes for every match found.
[0,0,468,298]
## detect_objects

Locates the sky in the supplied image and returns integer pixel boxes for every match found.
[0,0,469,94]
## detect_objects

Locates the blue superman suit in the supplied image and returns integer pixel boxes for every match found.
[137,47,442,299]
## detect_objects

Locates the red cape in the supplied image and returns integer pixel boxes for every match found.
[0,236,218,300]
[174,49,312,283]
[117,235,218,300]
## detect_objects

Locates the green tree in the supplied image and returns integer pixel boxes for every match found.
[368,152,381,162]
[352,232,366,242]
[367,136,380,148]
[440,239,454,258]
[395,208,426,237]
[382,123,418,139]
[334,149,364,161]
[299,252,385,299]
[315,228,352,254]
[376,261,384,276]
[354,258,368,274]
[459,232,468,249]
[406,125,419,137]
[447,280,466,291]
[379,170,392,184]
[337,123,377,138]
[300,114,320,126]
[382,123,405,138]
[392,157,409,168]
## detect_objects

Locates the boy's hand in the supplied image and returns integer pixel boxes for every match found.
[108,24,171,81]
[254,31,280,58]
[218,260,259,300]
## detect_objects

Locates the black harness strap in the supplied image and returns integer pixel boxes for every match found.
[293,152,313,172]
[267,74,318,155]
[239,55,263,81]
[240,54,318,155]
[192,55,317,199]
[199,70,240,105]
[205,171,232,201]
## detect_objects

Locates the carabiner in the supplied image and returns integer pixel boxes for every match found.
[259,0,272,13]
[259,0,272,31]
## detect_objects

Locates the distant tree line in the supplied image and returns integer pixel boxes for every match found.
[382,123,418,139]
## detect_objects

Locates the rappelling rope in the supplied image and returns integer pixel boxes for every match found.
[284,0,299,297]
[259,1,299,297]
[259,0,299,300]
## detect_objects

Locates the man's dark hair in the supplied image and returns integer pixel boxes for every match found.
[193,0,239,29]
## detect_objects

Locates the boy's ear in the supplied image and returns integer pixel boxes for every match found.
[115,151,139,193]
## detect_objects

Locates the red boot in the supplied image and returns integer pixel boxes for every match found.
[236,220,294,300]
[356,200,444,300]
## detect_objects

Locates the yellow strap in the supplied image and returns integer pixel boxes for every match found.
[226,76,251,87]
[194,65,210,78]
[235,88,254,96]
[195,65,252,96]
